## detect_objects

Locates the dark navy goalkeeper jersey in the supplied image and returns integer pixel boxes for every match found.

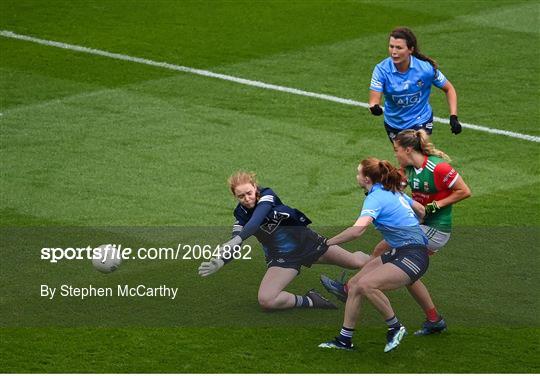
[232,187,312,256]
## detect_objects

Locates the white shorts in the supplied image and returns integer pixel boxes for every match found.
[420,225,451,252]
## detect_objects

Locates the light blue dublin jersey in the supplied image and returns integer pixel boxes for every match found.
[360,183,427,248]
[370,56,447,129]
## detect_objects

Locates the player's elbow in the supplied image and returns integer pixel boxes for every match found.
[462,186,472,200]
[351,226,365,238]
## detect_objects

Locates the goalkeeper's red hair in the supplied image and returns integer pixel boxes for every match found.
[228,171,259,195]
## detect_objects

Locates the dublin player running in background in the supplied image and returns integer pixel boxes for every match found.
[319,158,429,352]
[368,27,462,141]
[322,130,471,336]
[198,171,370,311]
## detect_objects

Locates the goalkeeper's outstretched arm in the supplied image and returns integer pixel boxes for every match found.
[199,200,272,277]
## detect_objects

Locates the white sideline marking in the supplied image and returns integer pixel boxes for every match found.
[1,29,539,143]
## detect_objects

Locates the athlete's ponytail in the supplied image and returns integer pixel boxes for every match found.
[394,129,451,161]
[390,27,438,71]
[361,158,404,193]
[228,171,259,195]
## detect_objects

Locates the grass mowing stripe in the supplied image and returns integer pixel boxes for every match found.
[2,29,539,144]
[1,327,538,373]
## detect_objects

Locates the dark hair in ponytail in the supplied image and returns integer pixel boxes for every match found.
[390,27,438,70]
[361,158,404,193]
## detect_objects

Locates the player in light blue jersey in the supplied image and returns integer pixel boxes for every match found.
[369,27,462,141]
[319,158,429,352]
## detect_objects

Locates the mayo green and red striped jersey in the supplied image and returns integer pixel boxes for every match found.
[405,155,459,232]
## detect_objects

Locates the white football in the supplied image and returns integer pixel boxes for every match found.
[92,244,122,273]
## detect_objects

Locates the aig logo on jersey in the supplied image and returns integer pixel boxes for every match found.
[392,92,421,107]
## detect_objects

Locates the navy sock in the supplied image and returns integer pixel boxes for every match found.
[385,315,401,329]
[295,295,313,308]
[337,326,354,345]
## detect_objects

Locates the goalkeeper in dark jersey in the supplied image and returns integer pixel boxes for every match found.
[198,171,370,310]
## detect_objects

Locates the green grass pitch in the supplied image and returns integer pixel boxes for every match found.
[1,0,539,373]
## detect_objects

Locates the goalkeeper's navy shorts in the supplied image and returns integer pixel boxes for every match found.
[265,228,328,273]
[381,244,430,283]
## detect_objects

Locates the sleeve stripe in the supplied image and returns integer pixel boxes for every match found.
[360,209,377,217]
[447,173,460,188]
[435,70,447,82]
[370,80,383,89]
[258,195,274,203]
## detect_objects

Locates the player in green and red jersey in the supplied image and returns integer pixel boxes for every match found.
[389,129,471,334]
[321,129,471,335]
[393,129,471,250]
[402,146,458,235]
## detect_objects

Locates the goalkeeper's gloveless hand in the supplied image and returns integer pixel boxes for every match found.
[369,104,383,116]
[425,201,440,215]
[449,115,462,135]
[198,257,225,277]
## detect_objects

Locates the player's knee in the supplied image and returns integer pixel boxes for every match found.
[348,274,361,287]
[356,279,374,296]
[258,294,277,310]
[354,252,370,268]
[347,281,363,297]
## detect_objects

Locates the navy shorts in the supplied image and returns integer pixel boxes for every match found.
[384,115,433,143]
[381,245,429,283]
[265,228,328,273]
